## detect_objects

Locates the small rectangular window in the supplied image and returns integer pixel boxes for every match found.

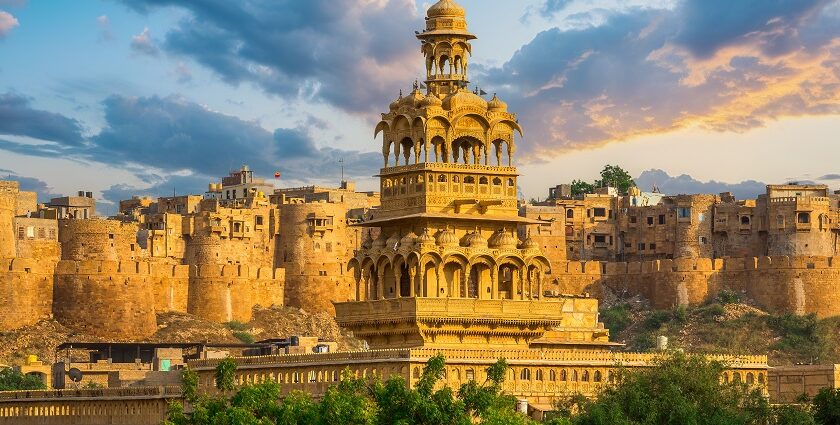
[594,235,606,243]
[678,208,691,218]
[26,226,34,238]
[17,227,24,240]
[650,243,656,250]
[630,216,637,224]
[647,217,654,226]
[638,243,645,251]
[255,216,264,226]
[658,215,666,225]
[593,208,606,217]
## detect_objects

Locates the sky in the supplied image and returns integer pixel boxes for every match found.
[0,0,838,214]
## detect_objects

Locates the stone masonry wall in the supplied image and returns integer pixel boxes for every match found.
[0,258,55,331]
[551,256,840,318]
[187,264,285,323]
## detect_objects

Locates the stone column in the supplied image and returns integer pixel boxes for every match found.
[409,267,417,298]
[417,268,424,297]
[536,271,543,300]
[490,268,497,300]
[394,268,402,298]
[463,266,471,298]
[377,270,385,300]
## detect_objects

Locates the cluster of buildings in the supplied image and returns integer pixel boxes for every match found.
[0,1,838,423]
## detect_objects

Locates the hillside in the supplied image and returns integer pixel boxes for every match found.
[0,306,364,366]
[601,289,840,366]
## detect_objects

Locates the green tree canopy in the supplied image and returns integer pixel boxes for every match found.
[0,368,47,392]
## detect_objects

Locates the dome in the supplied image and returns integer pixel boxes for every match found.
[436,228,459,247]
[487,94,508,112]
[417,229,436,245]
[521,234,539,250]
[401,89,426,109]
[389,93,403,111]
[489,229,518,249]
[372,233,387,249]
[461,230,488,248]
[386,233,402,250]
[421,93,443,108]
[400,232,418,249]
[442,89,488,111]
[427,0,465,18]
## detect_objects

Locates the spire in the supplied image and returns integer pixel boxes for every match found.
[417,0,475,97]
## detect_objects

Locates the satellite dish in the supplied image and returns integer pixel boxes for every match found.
[69,368,83,383]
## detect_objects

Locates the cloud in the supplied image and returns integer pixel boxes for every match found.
[174,61,192,83]
[130,27,159,56]
[819,173,840,180]
[540,0,574,17]
[96,15,113,41]
[0,10,19,38]
[0,92,85,144]
[635,169,767,199]
[118,0,422,114]
[483,1,840,160]
[0,169,63,202]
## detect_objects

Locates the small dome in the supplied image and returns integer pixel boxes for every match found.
[401,89,426,109]
[400,232,418,248]
[461,230,488,248]
[487,94,508,112]
[442,89,488,111]
[372,233,387,249]
[421,93,443,108]
[489,229,518,249]
[417,229,436,245]
[521,235,539,250]
[427,0,466,18]
[436,229,459,247]
[386,233,401,250]
[389,93,403,111]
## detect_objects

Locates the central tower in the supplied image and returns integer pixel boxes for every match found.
[335,0,615,351]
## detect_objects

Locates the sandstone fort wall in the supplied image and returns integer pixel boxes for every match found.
[0,182,18,259]
[58,219,144,262]
[187,264,285,323]
[551,256,840,317]
[0,258,54,331]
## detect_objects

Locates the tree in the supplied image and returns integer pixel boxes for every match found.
[0,368,47,391]
[595,165,635,195]
[570,180,595,196]
[215,357,237,393]
[571,352,772,425]
[813,388,840,425]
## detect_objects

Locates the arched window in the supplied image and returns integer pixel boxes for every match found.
[493,177,502,186]
[572,370,578,382]
[479,176,488,185]
[453,176,460,183]
[438,175,447,182]
[740,216,750,225]
[746,373,754,385]
[566,209,574,219]
[560,370,567,381]
[549,370,556,381]
[798,212,810,224]
[582,371,589,382]
[733,372,741,383]
[413,367,421,379]
[464,176,475,184]
[508,178,515,186]
[594,371,602,382]
[520,368,531,380]
[535,370,543,381]
[758,373,765,384]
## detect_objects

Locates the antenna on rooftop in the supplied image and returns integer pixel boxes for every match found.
[339,158,345,183]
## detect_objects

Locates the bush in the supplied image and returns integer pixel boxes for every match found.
[644,310,673,330]
[716,289,741,305]
[600,304,631,335]
[0,368,47,391]
[233,331,255,344]
[225,321,250,331]
[698,303,726,318]
[813,388,840,425]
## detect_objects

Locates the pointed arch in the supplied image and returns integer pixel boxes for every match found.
[374,121,391,139]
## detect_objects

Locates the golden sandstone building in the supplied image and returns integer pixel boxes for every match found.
[4,0,840,423]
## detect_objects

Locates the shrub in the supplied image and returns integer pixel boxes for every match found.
[225,321,249,331]
[600,304,632,335]
[233,331,255,344]
[0,368,47,391]
[716,289,741,305]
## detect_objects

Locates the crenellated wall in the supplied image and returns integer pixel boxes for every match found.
[187,263,285,323]
[0,258,55,331]
[551,256,840,317]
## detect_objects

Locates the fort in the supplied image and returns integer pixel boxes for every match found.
[0,0,836,422]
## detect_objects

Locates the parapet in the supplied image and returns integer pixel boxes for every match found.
[188,263,284,280]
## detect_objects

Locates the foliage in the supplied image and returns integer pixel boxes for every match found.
[166,354,534,425]
[813,388,840,425]
[571,352,773,425]
[225,321,250,332]
[600,304,632,335]
[83,381,104,389]
[233,331,255,344]
[717,289,742,305]
[767,314,825,363]
[0,368,47,391]
[594,165,636,195]
[570,180,595,196]
[215,357,237,393]
[181,368,199,403]
[773,405,816,425]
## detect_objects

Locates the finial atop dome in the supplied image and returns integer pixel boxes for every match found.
[488,93,508,112]
[427,0,466,18]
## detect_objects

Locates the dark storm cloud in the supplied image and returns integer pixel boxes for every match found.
[118,0,423,113]
[0,92,85,144]
[481,0,840,158]
[635,169,767,200]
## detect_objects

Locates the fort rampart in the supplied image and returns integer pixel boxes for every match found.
[551,256,840,317]
[0,258,55,330]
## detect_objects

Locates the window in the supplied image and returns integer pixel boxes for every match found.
[777,215,785,228]
[549,370,556,381]
[647,216,654,226]
[638,243,646,251]
[740,216,750,226]
[255,216,264,226]
[26,226,34,238]
[566,210,574,219]
[464,176,475,184]
[582,371,590,382]
[130,244,135,251]
[560,370,567,381]
[466,369,475,381]
[678,207,691,218]
[507,178,515,186]
[700,237,708,245]
[535,370,543,381]
[594,235,606,244]
[798,212,810,224]
[17,227,24,240]
[493,177,502,186]
[438,175,447,182]
[453,176,460,183]
[49,229,56,239]
[520,369,531,380]
[594,371,602,382]
[630,216,637,224]
[325,243,332,252]
[479,176,488,184]
[233,190,237,198]
[38,228,45,239]
[593,208,606,217]
[233,223,242,232]
[650,243,656,250]
[109,233,114,239]
[658,214,666,225]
